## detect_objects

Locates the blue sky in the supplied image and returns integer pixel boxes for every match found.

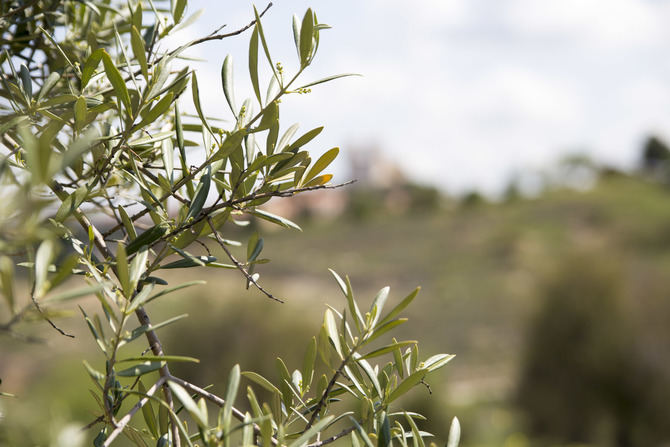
[170,0,670,194]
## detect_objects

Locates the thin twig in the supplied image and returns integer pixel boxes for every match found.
[0,0,39,19]
[102,376,166,447]
[304,352,353,431]
[306,425,357,447]
[207,217,283,303]
[31,294,75,338]
[81,414,105,431]
[171,3,272,50]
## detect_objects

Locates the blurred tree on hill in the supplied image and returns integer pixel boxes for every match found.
[516,252,670,447]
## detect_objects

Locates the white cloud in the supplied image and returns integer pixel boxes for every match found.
[502,0,665,49]
[157,1,670,194]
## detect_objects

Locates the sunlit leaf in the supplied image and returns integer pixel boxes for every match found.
[102,51,131,111]
[221,54,236,114]
[249,27,261,104]
[299,9,314,66]
[131,25,148,80]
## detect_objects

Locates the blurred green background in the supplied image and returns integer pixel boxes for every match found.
[3,138,670,446]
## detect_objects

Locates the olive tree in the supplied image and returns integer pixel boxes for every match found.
[0,1,460,446]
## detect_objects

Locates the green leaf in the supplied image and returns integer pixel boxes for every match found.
[350,417,375,447]
[127,0,141,29]
[54,184,87,222]
[404,412,426,447]
[302,147,338,185]
[277,123,299,153]
[253,6,277,81]
[362,318,408,345]
[131,25,148,80]
[80,306,107,353]
[126,223,169,255]
[129,246,149,293]
[246,232,263,262]
[128,130,175,147]
[387,371,425,403]
[160,255,216,269]
[246,386,263,418]
[19,64,32,99]
[191,72,213,136]
[360,340,416,361]
[355,354,383,398]
[286,416,334,447]
[446,417,461,447]
[393,340,405,379]
[285,126,323,152]
[144,280,205,305]
[138,381,159,438]
[329,270,365,333]
[301,336,317,390]
[204,262,236,269]
[173,0,187,23]
[185,165,210,221]
[369,286,390,329]
[37,71,61,101]
[121,314,188,346]
[292,14,301,60]
[168,381,208,428]
[117,242,131,297]
[83,360,105,381]
[136,92,174,130]
[126,282,154,314]
[275,357,292,409]
[377,287,420,328]
[221,364,241,432]
[256,101,279,132]
[242,371,281,396]
[221,54,236,114]
[378,413,391,447]
[102,50,131,111]
[297,73,362,90]
[117,361,164,377]
[422,353,455,372]
[34,240,55,299]
[19,124,44,183]
[249,27,261,104]
[118,206,137,240]
[299,9,314,66]
[161,139,174,183]
[249,208,302,231]
[212,129,245,162]
[324,309,343,359]
[0,257,16,313]
[118,355,199,364]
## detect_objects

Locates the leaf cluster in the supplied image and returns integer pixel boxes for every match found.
[0,1,458,446]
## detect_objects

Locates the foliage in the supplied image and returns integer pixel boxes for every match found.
[0,1,457,446]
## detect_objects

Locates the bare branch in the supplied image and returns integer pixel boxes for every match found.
[135,307,181,447]
[102,376,167,447]
[304,352,353,431]
[207,217,284,303]
[307,425,358,447]
[169,2,273,50]
[31,294,75,338]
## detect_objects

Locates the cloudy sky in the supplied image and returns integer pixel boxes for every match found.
[172,0,670,195]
